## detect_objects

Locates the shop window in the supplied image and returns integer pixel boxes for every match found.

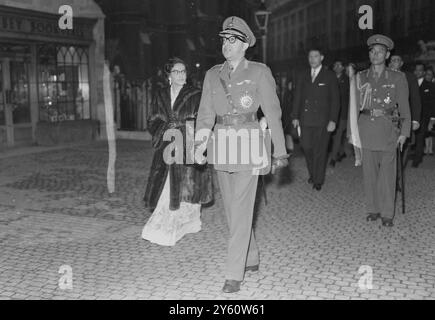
[37,44,90,122]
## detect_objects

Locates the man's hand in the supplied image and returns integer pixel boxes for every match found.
[327,121,336,133]
[397,135,407,152]
[292,119,300,128]
[259,117,268,131]
[412,121,420,131]
[271,155,289,174]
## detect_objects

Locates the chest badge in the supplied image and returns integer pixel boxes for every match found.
[240,92,253,109]
[384,96,392,105]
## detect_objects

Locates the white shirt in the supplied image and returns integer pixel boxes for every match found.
[170,86,182,109]
[311,65,322,82]
[418,78,424,87]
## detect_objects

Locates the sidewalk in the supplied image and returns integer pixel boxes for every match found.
[0,140,434,300]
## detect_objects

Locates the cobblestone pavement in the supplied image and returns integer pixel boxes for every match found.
[0,140,434,300]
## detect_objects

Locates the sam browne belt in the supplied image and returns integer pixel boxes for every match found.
[216,112,258,126]
[360,108,395,117]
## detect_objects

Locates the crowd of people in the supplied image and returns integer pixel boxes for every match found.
[278,52,435,171]
[140,15,435,294]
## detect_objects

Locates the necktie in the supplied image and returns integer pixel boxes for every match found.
[311,69,316,82]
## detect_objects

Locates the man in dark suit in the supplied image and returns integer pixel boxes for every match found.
[292,48,340,190]
[413,63,435,167]
[330,60,350,167]
[389,54,422,166]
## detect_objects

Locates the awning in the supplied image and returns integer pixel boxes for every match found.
[140,32,151,45]
[186,39,196,51]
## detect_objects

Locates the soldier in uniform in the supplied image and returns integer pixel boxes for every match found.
[356,35,411,227]
[195,16,289,293]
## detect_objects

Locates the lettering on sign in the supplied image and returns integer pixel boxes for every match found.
[0,16,24,31]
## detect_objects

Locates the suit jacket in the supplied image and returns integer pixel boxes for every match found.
[404,71,422,123]
[292,66,340,127]
[196,58,286,173]
[419,79,435,121]
[357,67,411,152]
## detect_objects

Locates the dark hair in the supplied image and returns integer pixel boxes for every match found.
[333,60,345,67]
[307,47,324,56]
[415,61,426,69]
[163,57,188,76]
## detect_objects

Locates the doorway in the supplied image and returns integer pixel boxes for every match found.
[0,44,32,147]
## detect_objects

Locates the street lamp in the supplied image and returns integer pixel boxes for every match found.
[254,0,271,63]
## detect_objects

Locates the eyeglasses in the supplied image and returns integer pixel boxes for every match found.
[171,69,186,75]
[220,35,246,45]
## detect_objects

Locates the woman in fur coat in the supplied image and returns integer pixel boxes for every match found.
[142,57,214,246]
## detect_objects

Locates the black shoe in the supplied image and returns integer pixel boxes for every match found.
[308,178,313,184]
[313,184,322,191]
[412,162,420,168]
[245,265,259,272]
[329,159,336,167]
[381,218,394,227]
[222,280,241,293]
[366,213,381,222]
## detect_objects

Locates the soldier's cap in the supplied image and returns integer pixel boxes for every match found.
[367,34,394,51]
[219,16,256,47]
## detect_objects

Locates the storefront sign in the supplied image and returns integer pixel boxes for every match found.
[0,7,94,41]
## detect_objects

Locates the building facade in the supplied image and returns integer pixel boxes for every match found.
[0,0,105,147]
[97,0,261,82]
[266,0,435,83]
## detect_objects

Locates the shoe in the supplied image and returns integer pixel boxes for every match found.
[381,218,394,227]
[245,265,259,272]
[366,213,381,222]
[313,184,322,191]
[329,159,336,167]
[411,162,420,168]
[308,178,313,184]
[222,280,241,293]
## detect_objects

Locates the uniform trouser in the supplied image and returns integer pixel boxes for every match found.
[414,117,431,164]
[217,170,260,281]
[362,148,397,219]
[300,126,331,185]
[331,119,352,160]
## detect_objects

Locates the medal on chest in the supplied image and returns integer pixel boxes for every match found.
[240,91,253,109]
[384,93,391,105]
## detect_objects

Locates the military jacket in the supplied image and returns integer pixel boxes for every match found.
[196,58,287,172]
[357,67,411,151]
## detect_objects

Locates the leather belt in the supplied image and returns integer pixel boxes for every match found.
[360,108,394,117]
[216,112,258,126]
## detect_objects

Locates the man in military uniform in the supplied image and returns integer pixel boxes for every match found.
[357,35,411,227]
[195,16,289,293]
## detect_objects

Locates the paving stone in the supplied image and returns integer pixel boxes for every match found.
[0,141,434,300]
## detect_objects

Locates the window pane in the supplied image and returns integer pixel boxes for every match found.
[37,44,90,122]
[10,61,31,124]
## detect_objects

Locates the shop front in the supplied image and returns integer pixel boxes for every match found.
[0,1,105,147]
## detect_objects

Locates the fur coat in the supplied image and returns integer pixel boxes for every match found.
[143,84,214,211]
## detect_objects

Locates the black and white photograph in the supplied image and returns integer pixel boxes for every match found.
[0,0,434,306]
